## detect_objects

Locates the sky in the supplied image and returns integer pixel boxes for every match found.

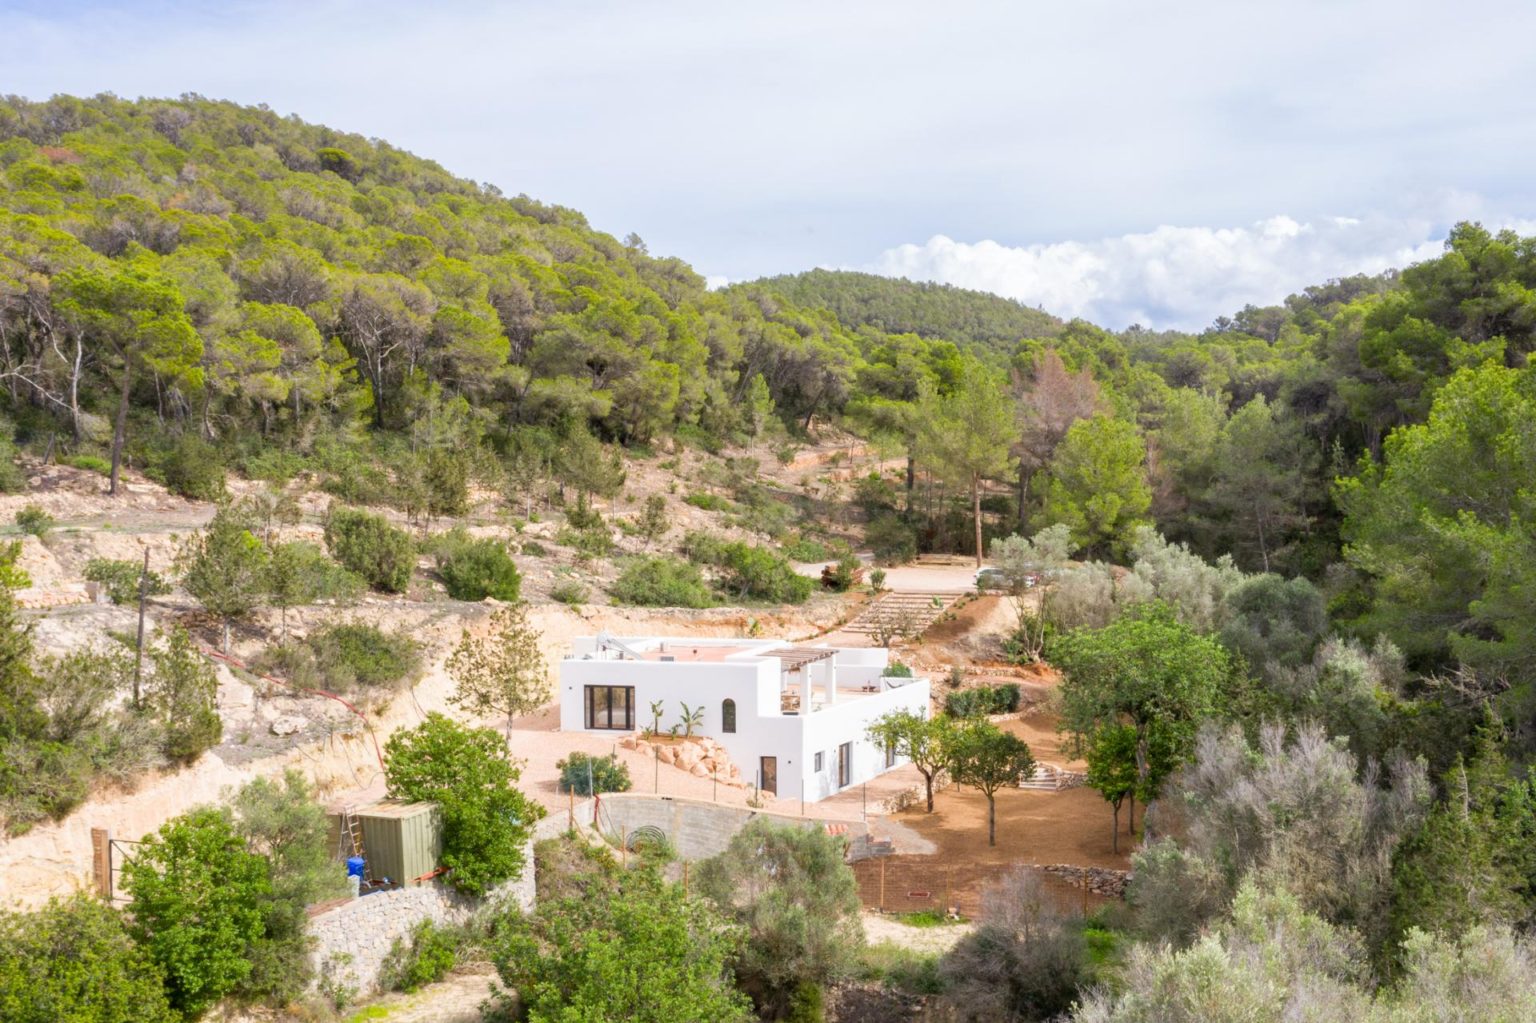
[5,0,1536,329]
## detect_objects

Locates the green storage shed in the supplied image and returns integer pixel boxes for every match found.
[355,800,443,886]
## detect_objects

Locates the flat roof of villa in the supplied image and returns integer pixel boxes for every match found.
[634,644,755,662]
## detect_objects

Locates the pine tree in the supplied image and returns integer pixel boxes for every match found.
[446,602,551,735]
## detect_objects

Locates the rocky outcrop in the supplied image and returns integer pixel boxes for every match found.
[619,735,747,788]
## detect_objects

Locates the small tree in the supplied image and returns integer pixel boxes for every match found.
[229,769,348,1002]
[988,523,1075,662]
[493,863,749,1023]
[0,894,177,1023]
[384,713,545,895]
[1082,723,1138,853]
[867,709,952,812]
[446,602,549,735]
[178,505,269,652]
[948,720,1035,847]
[696,817,864,1018]
[143,627,221,762]
[264,540,361,639]
[122,807,272,1019]
[638,494,668,544]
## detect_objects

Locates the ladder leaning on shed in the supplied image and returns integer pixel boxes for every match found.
[339,804,366,865]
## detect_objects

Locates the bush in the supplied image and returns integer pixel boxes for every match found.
[122,808,271,1018]
[887,661,914,678]
[611,556,716,608]
[783,534,831,562]
[153,434,227,501]
[550,580,587,605]
[324,507,416,592]
[309,623,422,690]
[434,529,522,602]
[557,751,633,795]
[944,683,1021,718]
[519,539,549,557]
[14,504,53,537]
[563,492,604,530]
[84,558,171,605]
[683,492,731,512]
[0,439,24,493]
[63,453,111,475]
[379,920,461,993]
[240,448,307,485]
[556,525,614,558]
[824,554,861,593]
[867,512,917,565]
[716,541,814,603]
[0,894,177,1023]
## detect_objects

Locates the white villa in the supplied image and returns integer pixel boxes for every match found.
[559,635,931,803]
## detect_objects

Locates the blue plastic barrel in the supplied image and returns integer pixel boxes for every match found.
[346,855,365,879]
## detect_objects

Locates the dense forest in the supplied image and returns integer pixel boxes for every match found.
[5,92,1536,1022]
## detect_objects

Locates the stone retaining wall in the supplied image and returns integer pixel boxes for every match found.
[567,792,873,861]
[307,838,535,997]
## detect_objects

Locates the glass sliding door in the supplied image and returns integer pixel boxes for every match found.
[585,685,635,730]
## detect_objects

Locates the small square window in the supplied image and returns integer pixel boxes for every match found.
[814,751,824,772]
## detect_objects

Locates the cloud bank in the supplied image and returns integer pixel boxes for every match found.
[869,216,1457,331]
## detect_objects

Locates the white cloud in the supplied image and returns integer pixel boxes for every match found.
[868,216,1453,330]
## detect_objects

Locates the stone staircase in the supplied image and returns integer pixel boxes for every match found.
[841,590,962,639]
[1017,763,1085,791]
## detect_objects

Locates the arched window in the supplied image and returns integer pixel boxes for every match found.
[721,699,737,733]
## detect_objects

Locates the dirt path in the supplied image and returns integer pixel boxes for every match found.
[343,967,499,1023]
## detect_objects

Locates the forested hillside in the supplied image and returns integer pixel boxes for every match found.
[3,95,1536,703]
[744,268,1062,350]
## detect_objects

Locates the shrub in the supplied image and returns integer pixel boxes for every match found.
[887,661,914,678]
[519,539,549,557]
[122,807,271,1018]
[867,512,917,565]
[239,447,307,485]
[434,529,522,602]
[824,554,861,593]
[563,492,604,530]
[379,920,461,993]
[869,568,887,592]
[84,558,171,605]
[550,580,587,605]
[63,453,111,475]
[717,542,813,603]
[556,525,614,558]
[683,492,730,511]
[309,623,422,690]
[557,751,633,795]
[324,507,416,592]
[0,439,25,493]
[153,433,227,501]
[783,534,831,562]
[611,556,716,608]
[944,683,1021,718]
[0,894,177,1023]
[14,504,53,537]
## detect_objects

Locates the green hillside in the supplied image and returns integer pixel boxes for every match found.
[747,268,1063,350]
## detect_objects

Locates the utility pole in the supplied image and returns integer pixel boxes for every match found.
[132,547,149,708]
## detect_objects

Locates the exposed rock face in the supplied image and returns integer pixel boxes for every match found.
[270,716,307,736]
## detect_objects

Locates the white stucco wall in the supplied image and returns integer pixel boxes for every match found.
[558,638,929,803]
